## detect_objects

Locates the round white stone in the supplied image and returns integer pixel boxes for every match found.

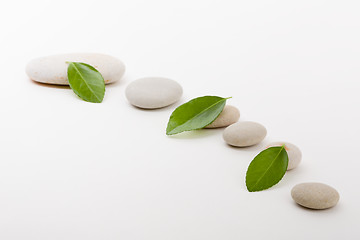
[223,121,267,147]
[291,182,340,210]
[26,53,125,85]
[125,77,182,109]
[205,105,240,128]
[266,142,302,170]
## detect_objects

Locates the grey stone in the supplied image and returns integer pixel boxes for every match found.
[223,121,267,147]
[125,77,182,109]
[291,182,340,210]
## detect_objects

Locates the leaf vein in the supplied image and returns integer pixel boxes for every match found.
[250,146,285,190]
[71,63,101,102]
[169,97,229,134]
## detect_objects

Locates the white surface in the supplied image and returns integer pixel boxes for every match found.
[1,0,360,239]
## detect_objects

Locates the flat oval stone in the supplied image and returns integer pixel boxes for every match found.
[26,53,125,85]
[267,142,302,170]
[125,77,182,109]
[223,121,267,147]
[291,183,340,210]
[205,105,240,128]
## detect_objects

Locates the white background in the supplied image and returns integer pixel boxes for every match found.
[1,0,359,239]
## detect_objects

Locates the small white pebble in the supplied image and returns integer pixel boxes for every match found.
[291,182,340,210]
[125,77,183,109]
[223,121,267,147]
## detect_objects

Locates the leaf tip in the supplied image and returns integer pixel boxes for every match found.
[166,129,177,136]
[246,185,258,192]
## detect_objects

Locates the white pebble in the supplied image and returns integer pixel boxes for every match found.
[125,77,182,109]
[205,105,240,128]
[26,53,125,85]
[291,182,340,210]
[223,121,267,147]
[266,142,302,170]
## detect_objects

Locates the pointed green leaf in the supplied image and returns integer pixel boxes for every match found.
[246,146,289,192]
[166,96,230,135]
[67,62,105,103]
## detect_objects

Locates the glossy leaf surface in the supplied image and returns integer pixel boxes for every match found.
[166,96,229,135]
[246,146,289,192]
[67,62,105,103]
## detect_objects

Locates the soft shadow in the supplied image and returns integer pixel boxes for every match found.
[30,77,125,89]
[105,80,122,88]
[126,99,186,113]
[30,79,70,89]
[223,141,268,153]
[128,104,176,112]
[168,128,223,139]
[291,201,341,212]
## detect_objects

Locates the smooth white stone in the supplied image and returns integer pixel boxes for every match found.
[205,105,240,128]
[223,121,267,147]
[26,53,125,85]
[291,183,340,210]
[266,142,302,170]
[125,77,182,109]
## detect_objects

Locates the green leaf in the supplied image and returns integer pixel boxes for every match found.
[246,146,289,192]
[66,62,105,103]
[166,96,230,135]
